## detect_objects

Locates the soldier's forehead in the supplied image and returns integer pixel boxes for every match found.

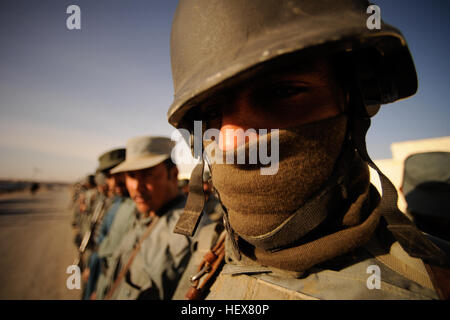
[126,163,164,176]
[235,58,335,92]
[263,56,333,78]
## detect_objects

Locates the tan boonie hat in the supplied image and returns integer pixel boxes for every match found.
[97,148,126,173]
[110,136,175,174]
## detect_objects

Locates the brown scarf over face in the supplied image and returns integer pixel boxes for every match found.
[208,115,381,272]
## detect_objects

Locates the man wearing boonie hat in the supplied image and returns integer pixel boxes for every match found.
[92,148,127,244]
[94,148,131,247]
[97,136,198,300]
[83,147,138,300]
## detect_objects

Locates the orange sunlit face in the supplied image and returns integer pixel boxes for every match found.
[200,57,344,151]
[125,162,176,215]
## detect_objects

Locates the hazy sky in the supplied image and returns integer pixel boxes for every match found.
[0,0,449,182]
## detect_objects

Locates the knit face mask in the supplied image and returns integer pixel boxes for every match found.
[207,114,348,239]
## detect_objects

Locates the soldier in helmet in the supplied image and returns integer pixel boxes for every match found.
[168,0,449,299]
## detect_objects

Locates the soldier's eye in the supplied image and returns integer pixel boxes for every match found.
[206,105,221,120]
[203,104,223,129]
[268,84,308,99]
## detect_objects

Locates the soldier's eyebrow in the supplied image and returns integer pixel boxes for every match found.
[272,59,334,83]
[286,63,317,74]
[259,68,325,86]
[287,59,329,75]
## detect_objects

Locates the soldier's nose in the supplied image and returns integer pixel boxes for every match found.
[219,124,258,151]
[219,96,260,151]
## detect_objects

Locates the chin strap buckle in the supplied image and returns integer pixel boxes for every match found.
[173,162,206,237]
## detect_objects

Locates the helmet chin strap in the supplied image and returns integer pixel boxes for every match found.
[173,138,241,260]
[173,130,207,237]
[350,106,449,267]
[173,159,206,237]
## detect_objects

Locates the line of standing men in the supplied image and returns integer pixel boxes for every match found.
[71,137,223,300]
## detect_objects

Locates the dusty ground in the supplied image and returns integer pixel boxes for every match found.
[0,187,81,299]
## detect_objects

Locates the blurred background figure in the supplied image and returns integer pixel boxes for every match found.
[81,147,138,300]
[78,175,97,216]
[177,172,190,196]
[29,182,40,195]
[72,174,97,249]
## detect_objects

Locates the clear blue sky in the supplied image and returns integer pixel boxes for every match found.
[0,0,449,182]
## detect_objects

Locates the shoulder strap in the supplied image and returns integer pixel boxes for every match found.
[424,263,450,300]
[351,115,449,300]
[104,216,160,300]
[365,237,434,290]
[352,115,448,267]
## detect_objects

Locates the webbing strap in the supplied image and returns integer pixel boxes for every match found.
[352,115,448,266]
[105,216,160,300]
[173,162,206,237]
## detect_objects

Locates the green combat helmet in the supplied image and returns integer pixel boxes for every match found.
[168,0,449,290]
[168,0,417,130]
